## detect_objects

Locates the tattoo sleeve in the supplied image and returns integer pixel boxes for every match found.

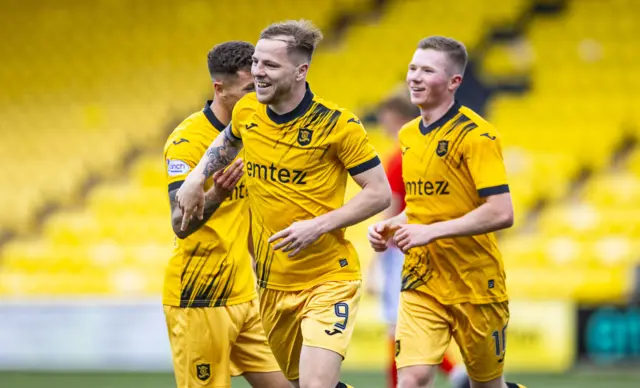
[202,126,243,179]
[169,188,223,238]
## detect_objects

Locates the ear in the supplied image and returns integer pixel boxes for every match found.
[295,63,309,82]
[213,80,224,96]
[449,74,463,91]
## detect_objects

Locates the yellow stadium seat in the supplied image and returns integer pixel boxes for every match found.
[583,172,640,208]
[494,0,640,301]
[0,0,370,235]
[628,147,640,177]
[2,0,639,304]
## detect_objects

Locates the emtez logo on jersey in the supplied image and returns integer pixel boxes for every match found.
[229,182,248,201]
[405,180,450,196]
[246,161,308,185]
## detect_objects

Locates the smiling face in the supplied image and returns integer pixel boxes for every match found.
[251,37,307,105]
[406,48,462,109]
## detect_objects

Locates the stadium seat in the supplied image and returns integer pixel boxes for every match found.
[0,0,373,295]
[0,0,371,235]
[2,0,638,304]
[309,0,527,112]
[490,0,640,302]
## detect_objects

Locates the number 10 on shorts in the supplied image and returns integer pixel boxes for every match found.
[492,324,507,358]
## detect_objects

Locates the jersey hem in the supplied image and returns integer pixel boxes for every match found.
[407,288,509,305]
[162,291,256,307]
[258,273,361,291]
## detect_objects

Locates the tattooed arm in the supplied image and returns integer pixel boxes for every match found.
[201,126,243,178]
[176,126,244,231]
[171,158,244,238]
[169,187,223,239]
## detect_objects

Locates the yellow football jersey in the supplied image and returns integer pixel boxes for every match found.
[163,102,255,308]
[399,101,510,304]
[229,84,380,290]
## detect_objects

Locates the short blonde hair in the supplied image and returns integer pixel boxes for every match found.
[418,36,468,75]
[260,20,323,63]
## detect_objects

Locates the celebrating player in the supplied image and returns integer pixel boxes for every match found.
[369,94,470,388]
[176,20,391,388]
[367,36,527,388]
[163,41,289,388]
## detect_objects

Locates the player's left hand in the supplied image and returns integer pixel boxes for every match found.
[206,159,244,203]
[394,224,439,253]
[269,219,322,258]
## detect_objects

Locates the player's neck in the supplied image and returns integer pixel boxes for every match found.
[419,99,455,127]
[269,82,307,115]
[210,100,231,127]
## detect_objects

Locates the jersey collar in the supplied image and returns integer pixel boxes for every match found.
[203,101,227,132]
[266,82,314,125]
[419,100,461,135]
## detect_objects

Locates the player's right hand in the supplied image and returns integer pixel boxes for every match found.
[176,175,206,231]
[367,221,400,252]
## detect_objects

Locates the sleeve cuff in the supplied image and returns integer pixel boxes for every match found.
[348,156,381,176]
[168,180,185,192]
[477,184,509,197]
[226,125,241,141]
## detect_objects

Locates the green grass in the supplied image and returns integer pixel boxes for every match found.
[0,369,638,388]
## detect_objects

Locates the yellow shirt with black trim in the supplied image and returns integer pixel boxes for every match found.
[399,101,510,304]
[162,102,255,307]
[229,84,380,291]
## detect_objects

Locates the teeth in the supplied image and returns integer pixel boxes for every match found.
[257,82,269,88]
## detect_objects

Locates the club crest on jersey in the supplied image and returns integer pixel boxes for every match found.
[196,363,211,381]
[297,128,313,146]
[436,140,449,157]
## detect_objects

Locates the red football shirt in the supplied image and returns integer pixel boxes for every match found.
[385,149,405,213]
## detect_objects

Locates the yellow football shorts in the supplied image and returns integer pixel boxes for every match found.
[257,280,361,380]
[395,289,510,382]
[164,298,280,388]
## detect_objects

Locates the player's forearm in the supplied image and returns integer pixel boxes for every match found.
[387,210,408,225]
[170,189,223,239]
[315,184,391,234]
[383,194,404,219]
[428,201,513,240]
[190,128,242,184]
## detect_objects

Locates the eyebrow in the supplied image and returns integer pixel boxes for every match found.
[411,63,435,70]
[253,56,279,66]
